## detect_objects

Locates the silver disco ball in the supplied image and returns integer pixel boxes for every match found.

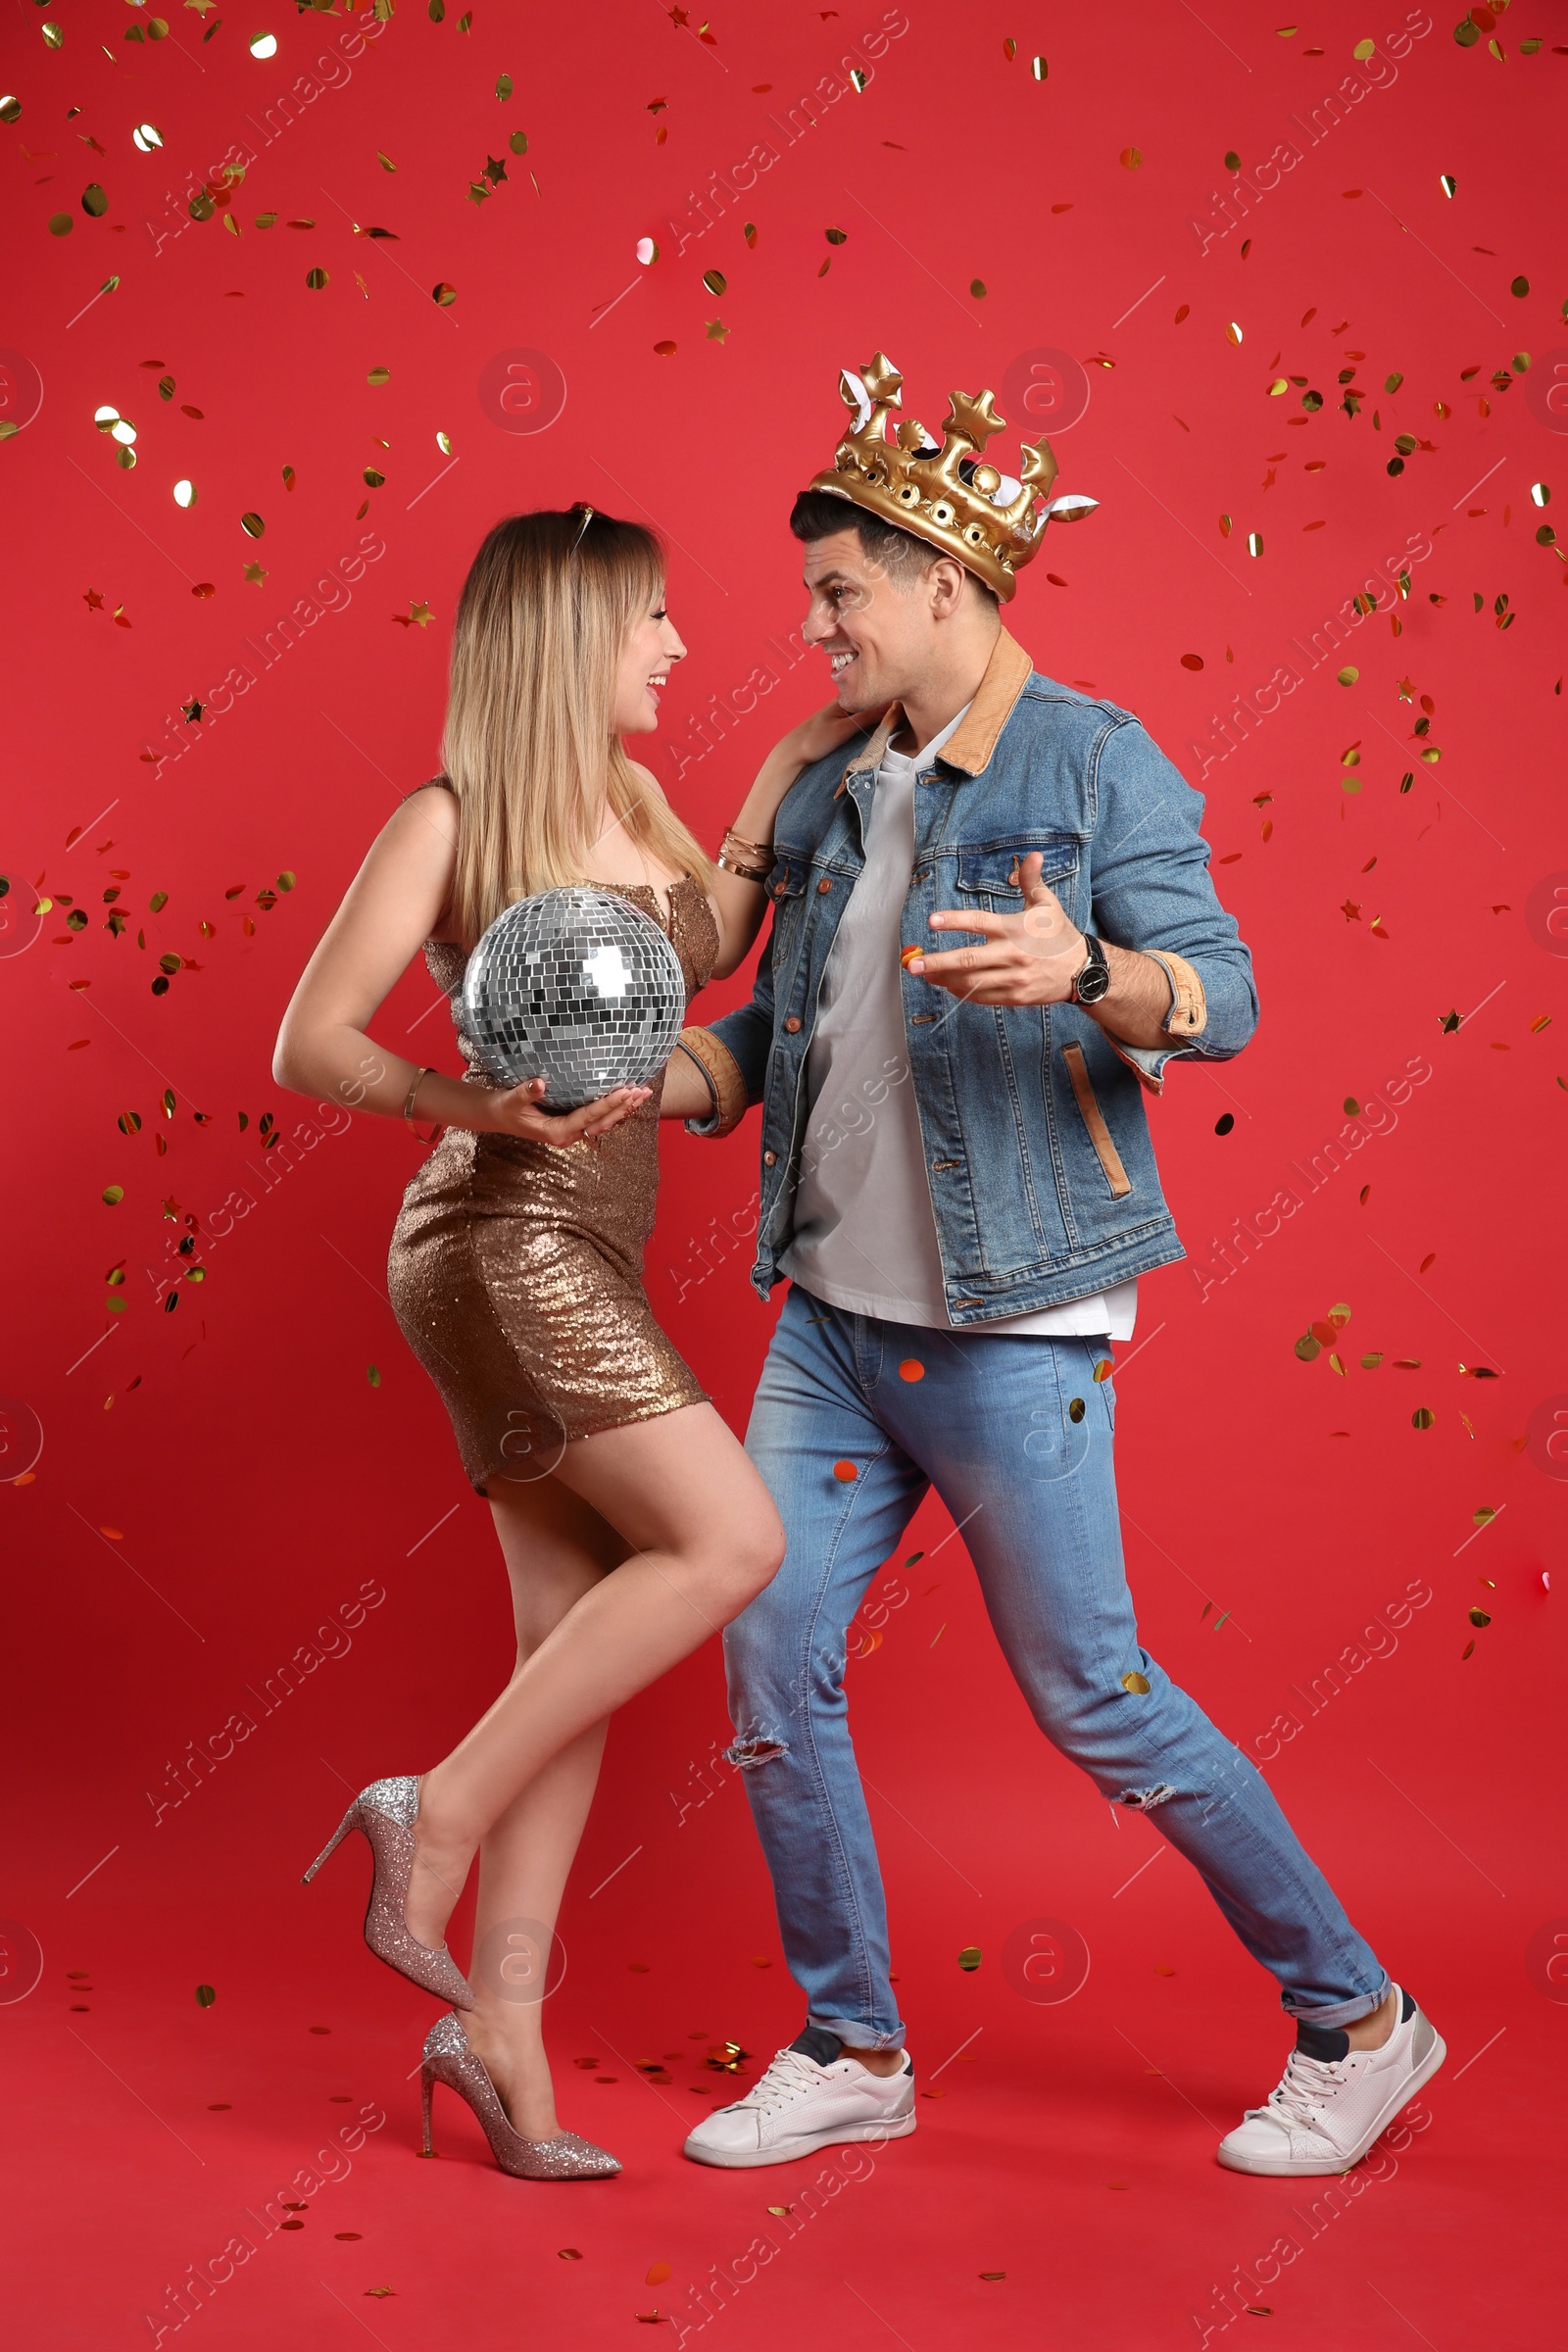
[461,885,687,1110]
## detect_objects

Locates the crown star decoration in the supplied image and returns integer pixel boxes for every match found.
[808,351,1097,600]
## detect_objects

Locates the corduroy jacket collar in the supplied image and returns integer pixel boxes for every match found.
[836,627,1035,792]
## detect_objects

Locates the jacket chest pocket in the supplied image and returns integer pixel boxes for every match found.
[954,834,1079,911]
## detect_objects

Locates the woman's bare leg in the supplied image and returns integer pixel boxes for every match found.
[404,1399,783,1960]
[455,1476,623,2140]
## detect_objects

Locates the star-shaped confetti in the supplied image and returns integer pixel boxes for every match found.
[83,587,104,610]
[393,602,433,628]
[483,154,508,185]
[705,318,729,342]
[182,697,205,723]
[243,561,268,585]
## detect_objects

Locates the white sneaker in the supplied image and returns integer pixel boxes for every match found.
[682,2029,916,2169]
[1217,1985,1446,2176]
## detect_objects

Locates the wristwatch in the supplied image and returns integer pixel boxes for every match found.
[1069,932,1111,1004]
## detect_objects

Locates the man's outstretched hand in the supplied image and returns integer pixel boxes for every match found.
[905,852,1087,1006]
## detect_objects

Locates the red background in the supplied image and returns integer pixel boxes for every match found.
[2,1,1565,2345]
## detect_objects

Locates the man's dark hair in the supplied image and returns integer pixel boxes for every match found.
[788,488,998,603]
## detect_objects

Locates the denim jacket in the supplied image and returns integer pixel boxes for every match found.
[688,630,1258,1322]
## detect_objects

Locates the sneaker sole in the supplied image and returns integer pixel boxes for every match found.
[682,2109,917,2169]
[1216,2029,1447,2177]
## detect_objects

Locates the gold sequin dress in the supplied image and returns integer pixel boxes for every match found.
[387,848,718,1495]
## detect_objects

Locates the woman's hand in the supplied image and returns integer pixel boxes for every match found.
[766,700,869,774]
[484,1076,652,1148]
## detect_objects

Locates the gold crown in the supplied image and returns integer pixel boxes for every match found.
[807,351,1097,601]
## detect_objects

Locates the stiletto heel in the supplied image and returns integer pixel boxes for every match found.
[301,1774,477,2009]
[303,1805,358,1884]
[418,2012,620,2180]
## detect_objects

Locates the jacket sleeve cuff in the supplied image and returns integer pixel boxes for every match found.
[1145,948,1207,1040]
[1105,952,1208,1095]
[675,1027,750,1139]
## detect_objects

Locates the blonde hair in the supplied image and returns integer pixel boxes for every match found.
[438,508,713,949]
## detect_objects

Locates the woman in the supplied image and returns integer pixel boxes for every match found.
[274,506,856,2180]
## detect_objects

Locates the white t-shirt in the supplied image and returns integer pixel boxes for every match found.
[780,706,1137,1340]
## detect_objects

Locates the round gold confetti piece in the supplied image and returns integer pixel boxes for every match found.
[1030,54,1046,77]
[1531,481,1551,506]
[195,1984,216,2007]
[1224,150,1242,172]
[48,212,74,237]
[436,430,452,454]
[1337,666,1358,685]
[1226,319,1244,345]
[1181,653,1204,670]
[1068,1396,1086,1423]
[1121,1670,1152,1694]
[363,467,384,488]
[249,30,277,57]
[133,122,163,151]
[1440,172,1456,197]
[240,511,265,537]
[368,366,390,387]
[172,479,196,508]
[82,183,108,217]
[653,339,676,357]
[636,236,659,266]
[432,281,457,306]
[510,130,528,155]
[305,267,328,290]
[41,21,63,49]
[1411,1407,1435,1431]
[1351,37,1375,59]
[702,269,726,297]
[102,1185,123,1206]
[1119,145,1143,169]
[970,277,987,298]
[1469,1606,1492,1628]
[832,1460,858,1482]
[957,1945,982,1971]
[1267,377,1288,395]
[115,447,136,470]
[559,2248,582,2261]
[0,96,21,124]
[1247,531,1263,557]
[111,418,136,445]
[1510,275,1529,299]
[898,1358,924,1382]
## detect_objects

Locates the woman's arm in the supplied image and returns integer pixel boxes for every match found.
[272,787,649,1148]
[705,702,866,977]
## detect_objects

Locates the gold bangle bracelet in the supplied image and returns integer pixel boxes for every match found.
[720,828,773,859]
[403,1065,433,1122]
[715,850,772,883]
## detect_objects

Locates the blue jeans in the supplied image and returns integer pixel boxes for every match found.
[724,1287,1390,2047]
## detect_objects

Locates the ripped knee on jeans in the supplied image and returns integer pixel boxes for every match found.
[1114,1784,1180,1811]
[725,1733,788,1770]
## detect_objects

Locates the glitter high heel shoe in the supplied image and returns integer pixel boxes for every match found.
[419,2013,622,2180]
[302,1774,477,2010]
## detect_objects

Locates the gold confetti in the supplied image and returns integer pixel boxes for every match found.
[1121,1670,1151,1694]
[957,1945,982,1971]
[1412,1407,1435,1431]
[1119,146,1143,169]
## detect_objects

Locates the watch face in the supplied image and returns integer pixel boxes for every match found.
[1075,938,1110,1003]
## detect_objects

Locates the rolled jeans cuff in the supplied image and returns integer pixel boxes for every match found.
[808,2012,907,2053]
[1280,1971,1392,2029]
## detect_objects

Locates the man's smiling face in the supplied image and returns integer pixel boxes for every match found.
[799,526,933,716]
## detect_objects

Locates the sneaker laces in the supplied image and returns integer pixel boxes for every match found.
[1253,2045,1353,2132]
[728,2046,836,2114]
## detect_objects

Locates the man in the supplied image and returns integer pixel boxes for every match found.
[660,353,1444,2177]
